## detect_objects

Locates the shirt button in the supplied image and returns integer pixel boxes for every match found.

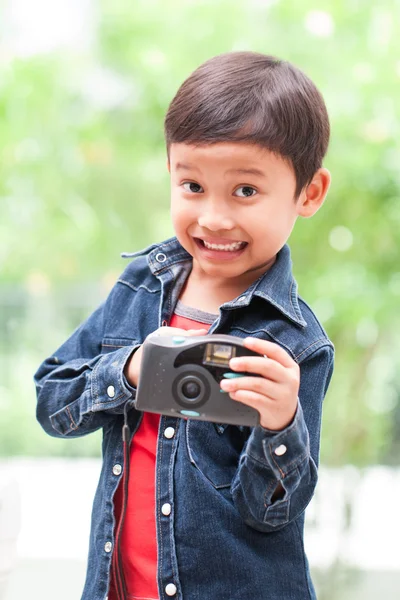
[113,464,122,476]
[156,252,167,263]
[164,427,175,439]
[165,583,177,596]
[274,444,287,456]
[104,541,112,553]
[107,385,115,398]
[162,503,172,516]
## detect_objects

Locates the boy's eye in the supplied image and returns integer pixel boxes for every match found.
[234,186,257,198]
[182,182,203,193]
[181,182,257,197]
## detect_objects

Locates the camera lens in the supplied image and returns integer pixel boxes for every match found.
[173,371,210,408]
[182,380,201,400]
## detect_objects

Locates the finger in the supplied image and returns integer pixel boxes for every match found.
[220,376,280,399]
[243,338,295,368]
[154,327,207,338]
[186,329,209,336]
[228,389,272,413]
[229,390,297,430]
[229,356,285,382]
[149,328,177,338]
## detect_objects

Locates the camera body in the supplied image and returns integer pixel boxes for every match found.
[135,334,262,427]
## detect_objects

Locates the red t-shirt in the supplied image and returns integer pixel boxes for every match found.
[109,314,210,600]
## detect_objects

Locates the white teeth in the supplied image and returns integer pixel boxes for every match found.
[203,240,245,251]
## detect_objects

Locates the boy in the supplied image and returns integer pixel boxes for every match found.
[35,51,334,600]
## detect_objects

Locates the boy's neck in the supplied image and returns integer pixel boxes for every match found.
[179,261,275,313]
[178,278,235,314]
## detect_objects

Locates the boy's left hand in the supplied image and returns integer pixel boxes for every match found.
[220,337,300,431]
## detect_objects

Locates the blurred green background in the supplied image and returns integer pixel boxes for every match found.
[1,1,400,599]
[1,0,399,464]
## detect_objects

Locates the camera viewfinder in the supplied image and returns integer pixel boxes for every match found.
[203,343,236,367]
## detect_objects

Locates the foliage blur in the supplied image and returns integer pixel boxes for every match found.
[1,0,399,464]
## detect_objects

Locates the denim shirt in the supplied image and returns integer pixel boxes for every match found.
[34,237,334,600]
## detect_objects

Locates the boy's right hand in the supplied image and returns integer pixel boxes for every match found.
[124,326,208,388]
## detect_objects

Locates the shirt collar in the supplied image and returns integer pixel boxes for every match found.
[122,237,306,328]
[250,244,307,327]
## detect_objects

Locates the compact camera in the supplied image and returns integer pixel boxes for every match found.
[135,334,262,426]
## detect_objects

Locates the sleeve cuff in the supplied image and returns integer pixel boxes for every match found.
[246,401,310,479]
[91,344,140,412]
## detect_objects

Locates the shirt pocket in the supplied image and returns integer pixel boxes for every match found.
[101,337,140,354]
[185,419,249,489]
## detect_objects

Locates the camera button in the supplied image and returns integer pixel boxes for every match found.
[172,336,186,344]
[180,410,201,417]
[164,427,176,439]
[161,503,172,516]
[223,372,245,379]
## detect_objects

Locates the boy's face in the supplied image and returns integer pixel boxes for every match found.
[168,142,327,288]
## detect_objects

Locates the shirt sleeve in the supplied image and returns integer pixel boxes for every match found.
[34,296,140,439]
[230,344,334,532]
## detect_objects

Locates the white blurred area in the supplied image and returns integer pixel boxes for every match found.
[0,459,399,599]
[1,0,95,59]
[307,466,400,570]
[0,473,20,600]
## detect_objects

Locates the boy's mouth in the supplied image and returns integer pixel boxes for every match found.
[194,237,248,258]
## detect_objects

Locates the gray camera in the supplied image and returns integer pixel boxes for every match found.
[135,334,262,426]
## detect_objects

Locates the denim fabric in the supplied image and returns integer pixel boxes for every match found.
[34,237,334,600]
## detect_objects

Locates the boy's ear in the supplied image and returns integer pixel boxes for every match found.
[297,168,331,218]
[167,159,171,173]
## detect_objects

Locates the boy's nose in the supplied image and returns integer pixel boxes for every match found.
[197,210,235,232]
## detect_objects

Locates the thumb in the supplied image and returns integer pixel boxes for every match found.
[186,328,209,336]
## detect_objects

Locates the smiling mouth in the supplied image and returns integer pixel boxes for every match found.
[195,238,248,252]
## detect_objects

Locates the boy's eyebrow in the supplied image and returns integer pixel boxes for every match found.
[175,162,266,178]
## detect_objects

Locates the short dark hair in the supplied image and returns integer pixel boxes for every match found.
[164,51,330,198]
